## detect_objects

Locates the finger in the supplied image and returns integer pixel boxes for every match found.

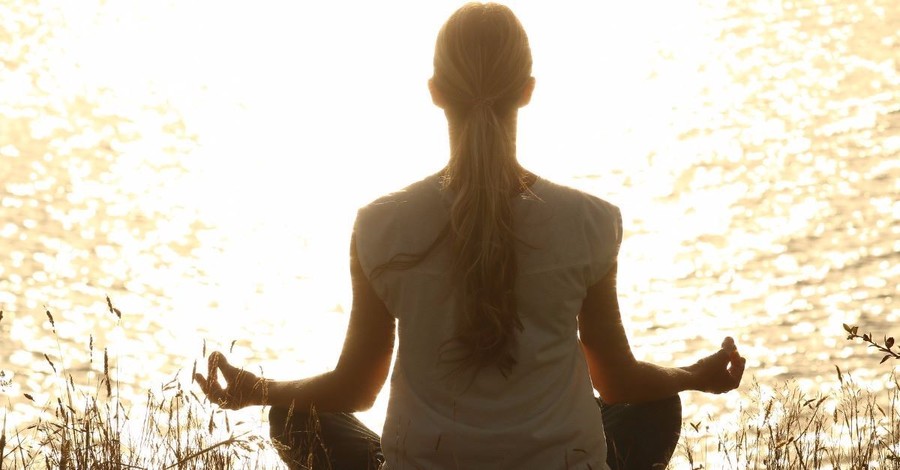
[198,351,225,394]
[721,336,736,351]
[208,352,221,386]
[194,373,207,393]
[211,351,241,382]
[194,373,216,400]
[709,348,732,365]
[195,373,220,402]
[729,354,746,387]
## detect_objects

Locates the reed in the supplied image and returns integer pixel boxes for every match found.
[675,325,900,469]
[2,303,898,469]
[0,301,283,470]
[675,372,900,469]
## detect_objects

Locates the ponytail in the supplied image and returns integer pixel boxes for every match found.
[432,3,534,377]
[375,3,533,377]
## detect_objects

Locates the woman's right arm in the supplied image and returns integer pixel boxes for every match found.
[577,261,746,404]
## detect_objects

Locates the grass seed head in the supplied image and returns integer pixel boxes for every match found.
[44,354,56,374]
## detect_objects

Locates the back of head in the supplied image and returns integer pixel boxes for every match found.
[432,3,533,377]
[432,3,533,119]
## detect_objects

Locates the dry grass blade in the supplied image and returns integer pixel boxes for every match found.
[163,432,248,469]
[675,374,900,469]
[44,354,57,374]
[1,411,6,470]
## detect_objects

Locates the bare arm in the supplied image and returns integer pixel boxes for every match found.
[578,261,745,404]
[195,233,396,412]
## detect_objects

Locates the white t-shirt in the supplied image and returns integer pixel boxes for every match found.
[354,173,622,470]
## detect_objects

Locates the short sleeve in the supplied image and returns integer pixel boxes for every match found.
[583,197,622,286]
[353,202,401,308]
[352,207,376,280]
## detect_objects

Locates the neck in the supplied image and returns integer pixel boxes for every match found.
[444,110,524,168]
[440,117,536,193]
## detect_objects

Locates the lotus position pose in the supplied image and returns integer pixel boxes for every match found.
[195,3,746,469]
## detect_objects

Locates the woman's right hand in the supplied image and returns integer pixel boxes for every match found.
[681,337,746,394]
[194,351,267,410]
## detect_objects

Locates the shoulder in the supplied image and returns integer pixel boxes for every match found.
[531,177,623,252]
[359,174,441,214]
[354,173,444,236]
[353,174,446,275]
[533,177,621,221]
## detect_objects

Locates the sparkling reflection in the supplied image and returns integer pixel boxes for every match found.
[0,0,898,454]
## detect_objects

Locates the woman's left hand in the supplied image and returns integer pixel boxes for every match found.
[194,351,267,410]
[681,337,746,394]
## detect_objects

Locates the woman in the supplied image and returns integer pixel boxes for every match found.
[195,3,746,469]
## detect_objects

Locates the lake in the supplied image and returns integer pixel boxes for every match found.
[1,0,897,453]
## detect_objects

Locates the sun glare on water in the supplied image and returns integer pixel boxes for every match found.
[3,0,898,446]
[3,0,727,433]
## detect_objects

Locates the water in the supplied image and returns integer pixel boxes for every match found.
[1,0,898,448]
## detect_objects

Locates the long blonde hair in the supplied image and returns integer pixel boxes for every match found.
[432,3,534,377]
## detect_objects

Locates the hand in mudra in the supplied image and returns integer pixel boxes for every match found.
[194,351,266,410]
[683,337,746,394]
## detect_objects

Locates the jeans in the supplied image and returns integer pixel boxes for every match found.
[598,395,682,470]
[269,394,681,470]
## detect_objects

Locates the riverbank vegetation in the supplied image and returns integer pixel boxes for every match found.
[676,373,899,468]
[0,303,281,469]
[675,326,899,469]
[1,307,897,469]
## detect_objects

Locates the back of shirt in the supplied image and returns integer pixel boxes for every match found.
[354,173,622,470]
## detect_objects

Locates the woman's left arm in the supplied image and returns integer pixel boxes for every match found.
[195,233,396,412]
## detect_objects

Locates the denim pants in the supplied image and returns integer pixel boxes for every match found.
[269,395,681,470]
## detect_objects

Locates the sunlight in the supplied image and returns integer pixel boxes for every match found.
[4,0,898,453]
[0,0,775,434]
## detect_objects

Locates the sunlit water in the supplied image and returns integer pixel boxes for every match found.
[1,0,898,458]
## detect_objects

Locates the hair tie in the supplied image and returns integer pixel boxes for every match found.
[472,96,495,108]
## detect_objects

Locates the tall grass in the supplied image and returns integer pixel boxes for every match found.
[0,301,284,469]
[2,303,898,469]
[675,326,900,469]
[675,372,900,469]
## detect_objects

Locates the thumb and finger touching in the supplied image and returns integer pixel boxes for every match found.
[721,336,736,351]
[722,338,747,389]
[196,339,749,405]
[695,337,746,393]
[194,351,244,407]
